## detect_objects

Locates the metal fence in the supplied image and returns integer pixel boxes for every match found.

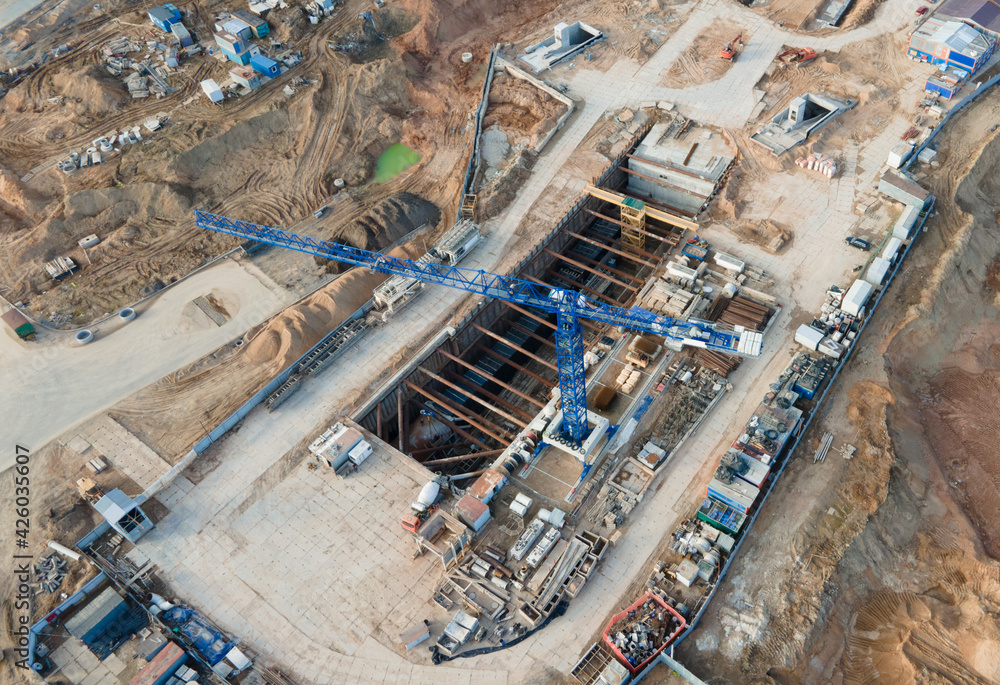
[674,197,936,646]
[905,72,1000,170]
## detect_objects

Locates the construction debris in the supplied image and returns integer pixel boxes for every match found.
[34,554,69,594]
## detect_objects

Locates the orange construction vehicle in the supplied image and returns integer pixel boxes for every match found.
[775,47,817,68]
[720,33,744,61]
[401,504,439,533]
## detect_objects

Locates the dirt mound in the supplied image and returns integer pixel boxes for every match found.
[327,192,440,252]
[729,218,790,253]
[5,63,129,115]
[50,64,131,114]
[923,367,1000,559]
[0,167,48,220]
[112,240,423,459]
[168,111,292,191]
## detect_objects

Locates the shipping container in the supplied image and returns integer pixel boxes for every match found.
[841,279,873,317]
[200,79,223,103]
[865,257,890,286]
[893,204,920,240]
[696,496,746,536]
[794,323,824,351]
[250,53,280,77]
[882,236,903,264]
[707,476,759,514]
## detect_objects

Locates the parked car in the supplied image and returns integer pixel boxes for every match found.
[916,5,929,15]
[845,237,872,251]
[313,207,327,219]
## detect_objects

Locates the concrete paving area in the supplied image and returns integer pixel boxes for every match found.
[139,433,449,675]
[127,4,928,680]
[0,259,292,471]
[27,0,932,681]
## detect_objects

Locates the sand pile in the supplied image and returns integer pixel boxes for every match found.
[112,241,423,459]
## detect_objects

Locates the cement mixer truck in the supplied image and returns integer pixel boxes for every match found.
[400,476,447,533]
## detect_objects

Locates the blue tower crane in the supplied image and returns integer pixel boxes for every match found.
[194,210,764,447]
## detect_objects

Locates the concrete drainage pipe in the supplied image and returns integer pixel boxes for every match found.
[118,307,136,322]
[75,330,94,345]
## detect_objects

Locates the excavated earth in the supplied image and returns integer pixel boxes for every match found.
[678,97,1000,684]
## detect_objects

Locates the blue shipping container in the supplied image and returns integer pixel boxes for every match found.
[250,53,279,77]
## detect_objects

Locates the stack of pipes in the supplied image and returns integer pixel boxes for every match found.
[34,554,68,594]
[795,152,838,178]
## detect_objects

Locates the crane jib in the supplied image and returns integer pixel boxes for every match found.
[193,209,764,450]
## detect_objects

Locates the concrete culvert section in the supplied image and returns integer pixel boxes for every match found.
[118,307,136,322]
[75,329,94,344]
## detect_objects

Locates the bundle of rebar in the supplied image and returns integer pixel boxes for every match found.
[691,348,740,377]
[716,296,772,331]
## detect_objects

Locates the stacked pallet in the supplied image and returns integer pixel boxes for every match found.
[716,296,772,331]
[616,365,642,394]
[640,279,701,318]
[795,152,838,178]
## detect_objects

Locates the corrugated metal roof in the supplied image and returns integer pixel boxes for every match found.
[929,20,993,55]
[94,489,136,523]
[221,18,250,34]
[938,0,1000,33]
[65,586,125,639]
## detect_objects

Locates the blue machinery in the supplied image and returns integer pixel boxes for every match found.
[194,210,764,448]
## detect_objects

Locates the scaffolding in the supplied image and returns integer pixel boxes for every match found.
[620,196,646,255]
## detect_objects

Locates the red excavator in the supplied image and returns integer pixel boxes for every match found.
[720,32,744,61]
[775,47,817,68]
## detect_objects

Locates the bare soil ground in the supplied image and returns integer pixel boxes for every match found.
[746,0,884,31]
[661,22,745,88]
[677,68,1000,685]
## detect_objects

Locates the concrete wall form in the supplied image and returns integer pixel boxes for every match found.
[353,128,651,446]
[493,57,574,154]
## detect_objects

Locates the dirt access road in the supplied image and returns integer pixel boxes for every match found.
[0,258,291,471]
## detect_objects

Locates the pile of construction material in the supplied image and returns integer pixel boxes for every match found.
[795,152,838,178]
[34,554,68,594]
[59,122,161,174]
[604,594,685,670]
[713,295,772,331]
[639,279,706,318]
[101,36,177,97]
[626,335,661,369]
[615,365,642,394]
[125,73,149,98]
